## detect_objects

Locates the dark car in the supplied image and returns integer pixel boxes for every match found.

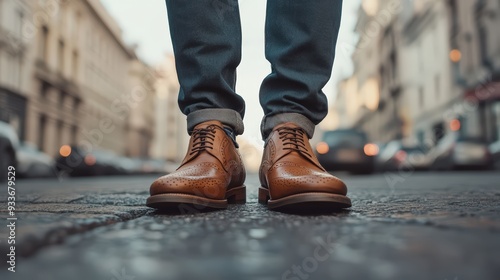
[0,121,19,181]
[17,142,57,178]
[489,140,500,169]
[141,158,168,174]
[55,145,124,177]
[316,129,378,174]
[115,156,144,175]
[376,140,430,171]
[429,133,493,170]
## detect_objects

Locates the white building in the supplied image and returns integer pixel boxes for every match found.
[336,0,500,147]
[451,0,500,143]
[152,54,187,162]
[126,57,156,158]
[0,0,158,158]
[0,0,33,141]
[400,0,459,145]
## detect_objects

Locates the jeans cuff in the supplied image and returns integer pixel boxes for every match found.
[187,108,244,135]
[261,113,315,140]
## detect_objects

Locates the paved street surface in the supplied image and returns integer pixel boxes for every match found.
[1,171,500,280]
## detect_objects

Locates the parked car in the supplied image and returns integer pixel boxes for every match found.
[17,142,57,178]
[316,129,378,174]
[55,146,124,177]
[0,121,19,181]
[429,133,493,170]
[141,158,168,174]
[115,156,148,175]
[376,140,430,171]
[488,140,500,169]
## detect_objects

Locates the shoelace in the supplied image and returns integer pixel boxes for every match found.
[190,126,217,155]
[277,127,312,157]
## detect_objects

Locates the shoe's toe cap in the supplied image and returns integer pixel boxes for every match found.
[149,164,228,199]
[267,162,348,200]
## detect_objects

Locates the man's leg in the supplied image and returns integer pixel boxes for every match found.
[258,0,351,211]
[259,0,343,139]
[166,0,245,134]
[147,1,246,211]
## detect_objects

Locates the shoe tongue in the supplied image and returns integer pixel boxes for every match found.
[193,120,224,130]
[180,120,226,169]
[273,122,301,131]
[269,122,324,170]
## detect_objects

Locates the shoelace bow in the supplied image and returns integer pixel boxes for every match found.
[277,127,312,157]
[190,126,217,155]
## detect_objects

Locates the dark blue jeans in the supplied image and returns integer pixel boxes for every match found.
[165,0,343,139]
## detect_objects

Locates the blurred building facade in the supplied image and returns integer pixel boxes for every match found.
[452,0,500,143]
[126,57,156,158]
[152,54,188,162]
[0,0,31,142]
[399,0,457,145]
[335,0,500,146]
[0,0,159,158]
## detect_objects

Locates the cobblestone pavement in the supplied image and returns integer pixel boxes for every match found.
[1,171,500,280]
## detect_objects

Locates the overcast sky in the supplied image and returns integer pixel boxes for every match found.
[101,0,361,142]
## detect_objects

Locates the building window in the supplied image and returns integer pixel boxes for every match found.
[73,97,81,111]
[434,75,440,100]
[475,0,489,69]
[40,26,49,62]
[417,130,425,146]
[59,91,66,107]
[379,66,385,90]
[58,39,65,73]
[432,122,445,143]
[390,51,397,80]
[71,125,78,145]
[58,13,64,36]
[38,114,47,152]
[40,82,50,99]
[17,10,24,37]
[494,103,500,141]
[419,87,425,109]
[72,50,79,79]
[73,12,81,42]
[449,0,459,37]
[57,120,64,148]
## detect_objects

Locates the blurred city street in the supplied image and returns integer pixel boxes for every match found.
[1,0,500,278]
[1,171,499,280]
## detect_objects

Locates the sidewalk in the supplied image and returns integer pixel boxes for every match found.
[0,176,154,260]
[1,172,500,279]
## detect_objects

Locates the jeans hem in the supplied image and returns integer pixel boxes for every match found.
[187,108,244,135]
[261,113,315,140]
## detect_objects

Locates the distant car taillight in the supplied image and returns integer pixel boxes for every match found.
[363,143,379,156]
[84,155,96,166]
[316,142,329,154]
[59,145,72,157]
[394,150,407,162]
[483,147,491,159]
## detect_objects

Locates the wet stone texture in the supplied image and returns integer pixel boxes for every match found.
[0,172,499,280]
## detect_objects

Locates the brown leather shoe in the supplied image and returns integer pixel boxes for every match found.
[147,120,246,210]
[259,122,351,211]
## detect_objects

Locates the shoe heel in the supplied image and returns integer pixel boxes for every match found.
[258,187,270,204]
[227,186,246,204]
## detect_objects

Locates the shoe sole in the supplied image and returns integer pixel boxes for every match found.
[146,185,246,211]
[258,187,351,212]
